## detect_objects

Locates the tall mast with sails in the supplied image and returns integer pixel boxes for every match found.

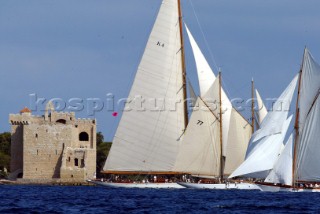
[178,0,189,128]
[251,78,255,134]
[219,72,223,181]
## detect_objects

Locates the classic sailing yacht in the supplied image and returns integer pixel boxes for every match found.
[228,74,298,180]
[88,0,193,188]
[173,26,257,190]
[256,48,320,192]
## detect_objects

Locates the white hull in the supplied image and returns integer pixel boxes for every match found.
[256,184,283,192]
[87,180,185,189]
[257,183,320,192]
[177,182,259,190]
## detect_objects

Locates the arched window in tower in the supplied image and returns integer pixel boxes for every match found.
[56,119,66,124]
[79,132,89,141]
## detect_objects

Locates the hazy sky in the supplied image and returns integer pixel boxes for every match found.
[1,0,319,141]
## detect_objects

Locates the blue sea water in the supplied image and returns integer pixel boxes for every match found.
[0,185,319,213]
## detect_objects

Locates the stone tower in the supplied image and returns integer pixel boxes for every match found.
[9,103,96,183]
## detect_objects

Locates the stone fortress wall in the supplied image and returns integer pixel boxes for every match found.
[9,102,96,183]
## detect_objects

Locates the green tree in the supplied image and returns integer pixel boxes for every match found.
[0,132,11,177]
[96,132,112,178]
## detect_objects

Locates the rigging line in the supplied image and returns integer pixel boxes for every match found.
[188,0,219,72]
[306,89,320,117]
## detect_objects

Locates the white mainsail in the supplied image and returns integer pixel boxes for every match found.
[255,89,268,125]
[298,49,320,134]
[173,97,221,176]
[295,49,320,182]
[265,134,293,186]
[229,75,298,179]
[103,0,186,172]
[296,90,320,181]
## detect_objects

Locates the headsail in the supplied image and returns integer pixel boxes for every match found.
[265,134,293,186]
[229,115,293,179]
[229,75,298,179]
[103,0,186,173]
[185,24,216,97]
[255,89,268,125]
[249,75,298,144]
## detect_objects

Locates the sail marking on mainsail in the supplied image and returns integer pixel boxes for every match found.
[104,0,186,172]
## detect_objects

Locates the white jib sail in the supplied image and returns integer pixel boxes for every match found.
[185,24,216,97]
[264,134,293,186]
[229,115,293,179]
[249,74,298,144]
[185,26,232,157]
[173,97,221,176]
[255,89,268,125]
[104,0,186,172]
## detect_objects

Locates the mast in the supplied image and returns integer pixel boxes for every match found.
[177,0,188,128]
[251,78,255,134]
[292,49,305,187]
[219,71,223,181]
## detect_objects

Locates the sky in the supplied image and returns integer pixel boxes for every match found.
[0,0,319,141]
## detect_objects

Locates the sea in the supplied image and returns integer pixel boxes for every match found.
[0,185,319,213]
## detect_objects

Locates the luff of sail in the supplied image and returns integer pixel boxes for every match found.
[103,0,186,173]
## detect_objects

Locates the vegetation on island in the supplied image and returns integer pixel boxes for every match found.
[0,132,11,178]
[96,132,112,178]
